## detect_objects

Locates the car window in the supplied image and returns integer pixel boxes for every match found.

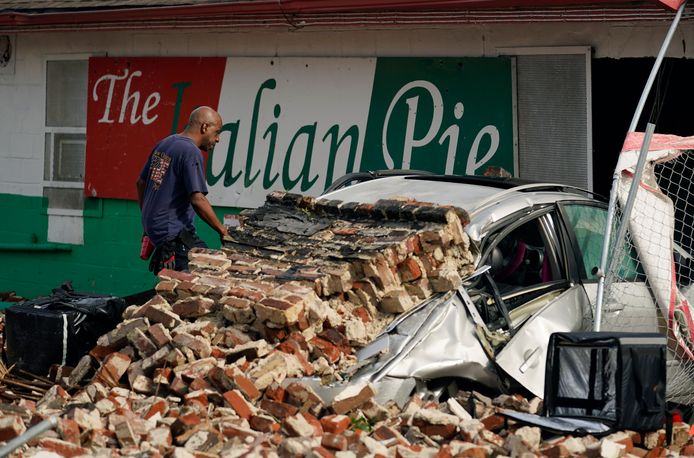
[562,203,643,281]
[472,213,568,331]
[490,219,552,289]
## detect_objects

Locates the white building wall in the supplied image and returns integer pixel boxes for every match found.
[0,21,691,197]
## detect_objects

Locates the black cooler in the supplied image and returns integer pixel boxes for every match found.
[4,283,129,376]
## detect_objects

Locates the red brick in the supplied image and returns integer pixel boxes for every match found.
[311,446,337,458]
[412,421,457,440]
[302,412,323,436]
[249,414,281,433]
[322,433,348,451]
[283,413,316,437]
[147,323,172,347]
[144,399,169,420]
[481,414,505,432]
[256,297,303,325]
[260,399,299,419]
[0,414,26,441]
[223,390,254,420]
[285,382,324,416]
[320,415,351,434]
[153,367,172,386]
[189,376,212,392]
[228,287,265,302]
[277,339,314,376]
[263,326,288,343]
[310,337,342,364]
[157,269,196,282]
[331,383,375,415]
[318,328,349,347]
[264,384,287,403]
[127,328,158,357]
[206,367,234,392]
[352,307,372,323]
[169,375,188,396]
[233,373,261,401]
[296,308,311,331]
[542,444,570,458]
[172,296,216,318]
[141,304,183,329]
[435,445,453,458]
[456,446,490,458]
[372,425,407,445]
[170,411,201,438]
[332,227,360,236]
[645,447,667,458]
[95,352,131,387]
[398,257,423,281]
[38,438,88,457]
[185,390,210,408]
[220,423,259,441]
[58,418,80,445]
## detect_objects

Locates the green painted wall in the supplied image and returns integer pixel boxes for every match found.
[0,193,235,299]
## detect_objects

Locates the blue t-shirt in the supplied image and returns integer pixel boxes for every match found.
[139,135,208,246]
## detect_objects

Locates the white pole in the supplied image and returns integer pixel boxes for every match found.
[0,416,58,457]
[593,1,687,332]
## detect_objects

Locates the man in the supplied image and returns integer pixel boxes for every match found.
[136,106,229,273]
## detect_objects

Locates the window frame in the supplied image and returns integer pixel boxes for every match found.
[471,206,574,332]
[42,54,91,214]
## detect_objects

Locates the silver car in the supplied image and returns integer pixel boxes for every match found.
[298,172,679,406]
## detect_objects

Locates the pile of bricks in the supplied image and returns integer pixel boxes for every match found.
[1,192,691,456]
[3,385,692,457]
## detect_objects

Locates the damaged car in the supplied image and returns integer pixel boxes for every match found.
[293,173,674,406]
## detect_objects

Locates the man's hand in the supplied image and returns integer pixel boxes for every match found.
[219,225,229,242]
[190,192,228,242]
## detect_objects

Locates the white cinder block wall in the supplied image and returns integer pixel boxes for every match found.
[0,22,691,198]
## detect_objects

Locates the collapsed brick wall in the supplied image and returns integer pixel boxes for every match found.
[101,191,476,390]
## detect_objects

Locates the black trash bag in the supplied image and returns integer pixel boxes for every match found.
[4,282,128,376]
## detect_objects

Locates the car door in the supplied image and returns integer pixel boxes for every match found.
[485,207,592,398]
[558,202,660,334]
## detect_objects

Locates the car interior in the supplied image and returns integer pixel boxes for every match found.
[468,214,570,338]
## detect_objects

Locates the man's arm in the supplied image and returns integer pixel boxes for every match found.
[136,177,146,210]
[190,192,229,240]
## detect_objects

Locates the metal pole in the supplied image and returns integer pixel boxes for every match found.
[628,2,687,133]
[0,416,58,457]
[609,124,656,273]
[593,1,686,332]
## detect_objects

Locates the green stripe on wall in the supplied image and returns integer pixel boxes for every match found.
[0,193,236,299]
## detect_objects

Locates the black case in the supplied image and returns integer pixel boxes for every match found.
[543,332,667,432]
[4,283,128,376]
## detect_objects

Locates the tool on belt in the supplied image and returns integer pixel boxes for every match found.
[146,230,201,273]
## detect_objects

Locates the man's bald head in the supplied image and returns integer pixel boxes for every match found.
[187,106,221,128]
[182,106,223,151]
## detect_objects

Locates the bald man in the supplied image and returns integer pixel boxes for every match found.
[136,106,229,274]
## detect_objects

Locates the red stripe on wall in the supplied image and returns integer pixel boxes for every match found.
[85,57,227,201]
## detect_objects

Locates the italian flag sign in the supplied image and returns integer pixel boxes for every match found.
[86,56,513,208]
